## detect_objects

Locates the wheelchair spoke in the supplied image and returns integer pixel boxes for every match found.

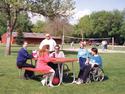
[91,67,104,82]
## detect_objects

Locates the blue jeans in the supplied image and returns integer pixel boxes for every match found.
[78,57,86,78]
[79,57,86,70]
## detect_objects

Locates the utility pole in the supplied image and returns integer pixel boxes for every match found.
[61,25,64,50]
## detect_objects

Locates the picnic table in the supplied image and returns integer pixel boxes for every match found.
[52,58,78,86]
[28,57,78,86]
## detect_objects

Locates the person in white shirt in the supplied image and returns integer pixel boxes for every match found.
[50,45,65,58]
[39,33,56,51]
[48,45,65,70]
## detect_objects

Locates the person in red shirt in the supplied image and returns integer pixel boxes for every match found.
[36,45,55,87]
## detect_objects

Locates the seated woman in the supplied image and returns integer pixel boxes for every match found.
[48,44,65,71]
[89,47,102,68]
[36,45,56,87]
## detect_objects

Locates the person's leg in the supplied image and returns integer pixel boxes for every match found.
[78,57,86,79]
[81,64,91,83]
[21,63,35,79]
[48,69,55,87]
[78,69,83,79]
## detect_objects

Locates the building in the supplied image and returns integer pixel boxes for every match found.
[1,32,62,44]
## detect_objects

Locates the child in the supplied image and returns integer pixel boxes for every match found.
[89,47,102,68]
[76,41,89,83]
[49,44,65,71]
[16,41,35,79]
[36,45,56,87]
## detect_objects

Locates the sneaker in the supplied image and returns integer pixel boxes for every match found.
[41,79,46,86]
[48,84,54,87]
[72,80,77,84]
[76,79,83,85]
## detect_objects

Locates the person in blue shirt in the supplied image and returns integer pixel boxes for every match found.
[89,47,102,68]
[76,47,102,84]
[16,41,35,79]
[77,41,89,81]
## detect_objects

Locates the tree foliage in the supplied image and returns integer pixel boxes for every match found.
[15,30,24,45]
[15,13,33,32]
[0,12,7,36]
[75,10,125,45]
[31,20,45,33]
[0,0,75,55]
[43,17,73,36]
[27,0,75,20]
[0,0,28,55]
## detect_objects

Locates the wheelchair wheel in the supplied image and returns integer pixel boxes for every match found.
[86,73,92,83]
[92,67,104,82]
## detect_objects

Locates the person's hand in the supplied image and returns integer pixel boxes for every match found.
[85,59,89,64]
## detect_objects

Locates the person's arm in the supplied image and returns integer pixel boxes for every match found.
[24,50,33,59]
[85,50,90,64]
[39,52,56,63]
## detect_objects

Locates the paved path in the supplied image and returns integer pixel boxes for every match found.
[63,48,125,53]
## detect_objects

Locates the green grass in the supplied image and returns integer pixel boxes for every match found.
[0,45,125,94]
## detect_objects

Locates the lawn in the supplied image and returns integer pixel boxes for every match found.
[0,45,125,94]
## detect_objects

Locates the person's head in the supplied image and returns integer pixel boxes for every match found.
[54,45,60,52]
[39,45,49,56]
[79,41,87,48]
[45,33,51,40]
[23,41,28,48]
[91,47,98,55]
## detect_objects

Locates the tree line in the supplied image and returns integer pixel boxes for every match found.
[74,9,125,45]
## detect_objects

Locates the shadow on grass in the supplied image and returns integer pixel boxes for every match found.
[63,50,77,55]
[0,73,5,76]
[31,75,43,82]
[63,72,75,83]
[103,75,109,81]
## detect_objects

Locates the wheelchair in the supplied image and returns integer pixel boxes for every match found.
[86,65,104,83]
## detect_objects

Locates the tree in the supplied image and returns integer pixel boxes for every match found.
[27,0,75,20]
[16,30,24,45]
[0,0,75,55]
[0,0,27,55]
[0,12,7,37]
[90,11,113,38]
[31,20,45,33]
[43,17,73,36]
[74,10,125,45]
[78,15,93,38]
[15,13,33,32]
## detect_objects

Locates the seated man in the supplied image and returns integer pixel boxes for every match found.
[16,41,35,79]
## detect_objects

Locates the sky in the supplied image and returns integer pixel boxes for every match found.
[30,0,125,24]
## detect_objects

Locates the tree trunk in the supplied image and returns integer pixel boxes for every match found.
[5,26,12,56]
[4,10,17,56]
